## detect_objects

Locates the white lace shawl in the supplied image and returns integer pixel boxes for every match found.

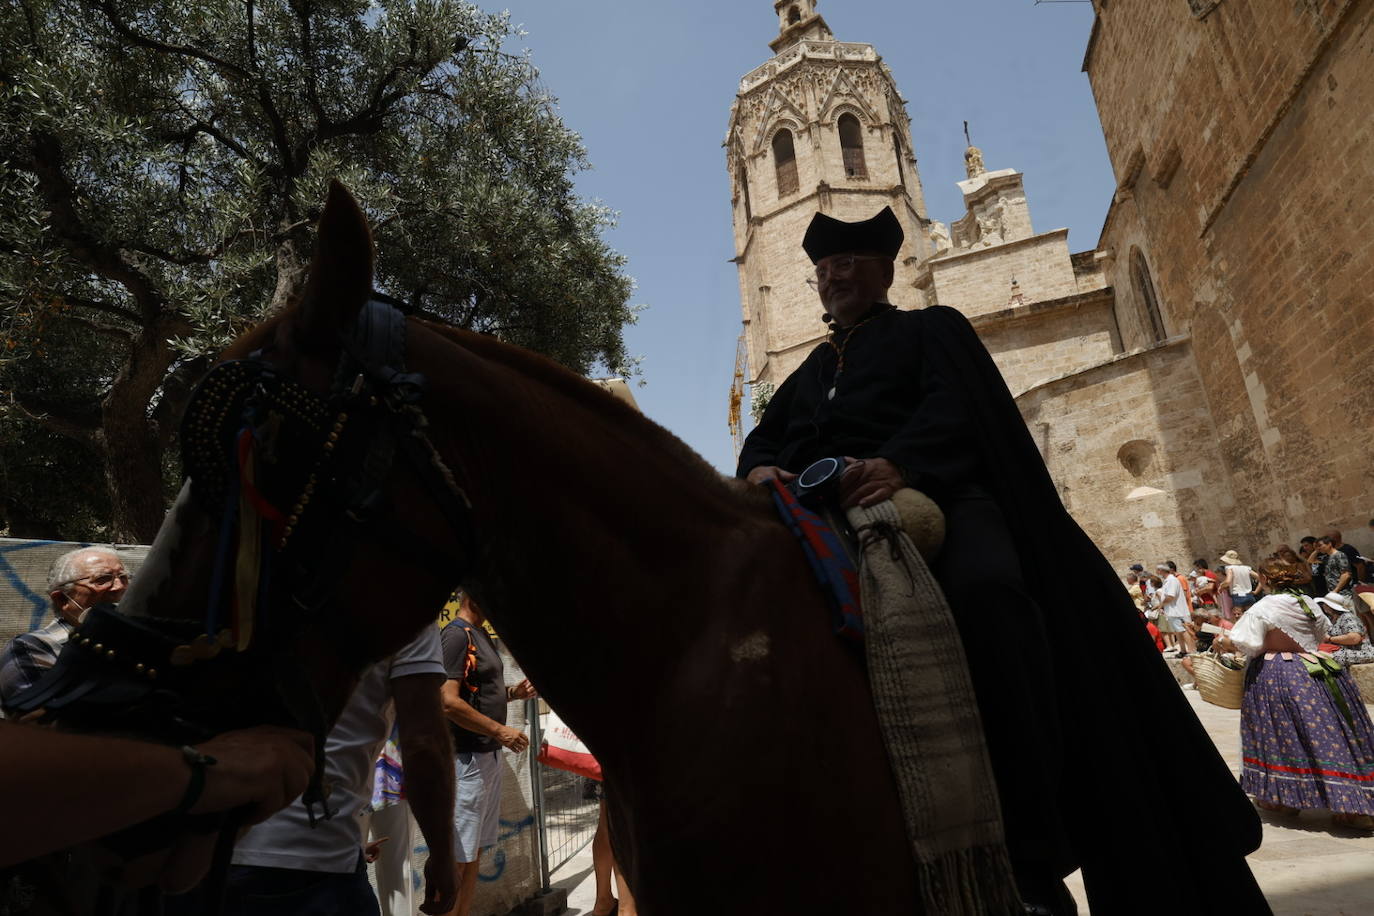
[1227,593,1329,657]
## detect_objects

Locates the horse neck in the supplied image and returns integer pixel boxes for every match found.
[419,329,768,705]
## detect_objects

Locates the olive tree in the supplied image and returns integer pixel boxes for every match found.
[0,0,637,541]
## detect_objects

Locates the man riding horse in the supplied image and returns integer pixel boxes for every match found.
[737,208,1269,914]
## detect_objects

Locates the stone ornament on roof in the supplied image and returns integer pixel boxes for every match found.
[965,145,986,179]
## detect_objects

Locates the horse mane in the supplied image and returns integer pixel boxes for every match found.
[215,308,770,515]
[417,319,766,511]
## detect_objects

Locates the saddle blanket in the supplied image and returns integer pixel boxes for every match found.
[769,479,863,641]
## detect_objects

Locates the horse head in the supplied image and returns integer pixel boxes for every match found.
[15,183,474,818]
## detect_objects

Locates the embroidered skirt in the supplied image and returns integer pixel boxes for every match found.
[1240,653,1374,814]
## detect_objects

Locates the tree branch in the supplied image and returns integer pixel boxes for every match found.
[291,0,327,123]
[152,355,210,449]
[61,294,142,324]
[54,312,135,343]
[165,118,261,167]
[90,0,252,81]
[311,27,448,146]
[28,132,167,323]
[7,392,101,445]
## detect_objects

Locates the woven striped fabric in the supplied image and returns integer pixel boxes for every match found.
[768,478,863,641]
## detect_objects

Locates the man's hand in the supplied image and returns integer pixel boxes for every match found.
[745,465,797,486]
[495,725,529,754]
[157,725,316,893]
[364,836,389,863]
[190,725,316,826]
[507,678,538,701]
[839,457,906,508]
[420,847,458,915]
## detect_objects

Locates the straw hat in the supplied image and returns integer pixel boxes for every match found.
[1313,594,1351,614]
[1218,549,1244,566]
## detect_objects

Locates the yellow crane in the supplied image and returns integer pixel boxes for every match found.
[727,332,748,458]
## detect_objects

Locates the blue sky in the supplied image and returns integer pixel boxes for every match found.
[500,0,1113,473]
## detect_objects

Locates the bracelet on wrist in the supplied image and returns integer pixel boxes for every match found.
[172,745,219,817]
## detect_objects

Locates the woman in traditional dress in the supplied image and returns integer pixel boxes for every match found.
[1214,559,1374,830]
[1314,594,1374,668]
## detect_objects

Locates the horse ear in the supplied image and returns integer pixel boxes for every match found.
[296,180,375,338]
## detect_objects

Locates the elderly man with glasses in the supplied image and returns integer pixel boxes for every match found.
[0,547,129,715]
[736,207,1268,914]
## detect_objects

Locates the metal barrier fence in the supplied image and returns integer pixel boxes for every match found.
[526,700,600,891]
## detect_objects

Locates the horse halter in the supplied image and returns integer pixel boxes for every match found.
[180,296,476,663]
[9,297,476,874]
[174,295,478,806]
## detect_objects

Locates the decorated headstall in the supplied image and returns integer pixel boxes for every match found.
[10,297,476,857]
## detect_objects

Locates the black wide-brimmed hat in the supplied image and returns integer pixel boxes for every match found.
[802,206,904,264]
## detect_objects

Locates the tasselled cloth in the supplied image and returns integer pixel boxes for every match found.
[845,498,1023,915]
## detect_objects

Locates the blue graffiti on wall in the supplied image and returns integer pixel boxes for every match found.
[0,539,85,631]
[410,814,535,888]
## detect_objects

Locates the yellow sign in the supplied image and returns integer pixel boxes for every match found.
[438,591,498,638]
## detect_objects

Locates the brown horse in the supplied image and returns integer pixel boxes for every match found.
[98,184,914,914]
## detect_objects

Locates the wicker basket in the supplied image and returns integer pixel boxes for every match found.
[1192,651,1247,709]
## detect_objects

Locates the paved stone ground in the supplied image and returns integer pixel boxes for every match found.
[548,689,1374,915]
[1064,688,1374,915]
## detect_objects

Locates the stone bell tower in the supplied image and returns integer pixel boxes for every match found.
[726,1,934,398]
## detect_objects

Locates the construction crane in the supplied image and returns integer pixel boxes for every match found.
[728,332,748,458]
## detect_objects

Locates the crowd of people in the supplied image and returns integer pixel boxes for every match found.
[1122,526,1374,660]
[1123,526,1374,832]
[0,549,631,916]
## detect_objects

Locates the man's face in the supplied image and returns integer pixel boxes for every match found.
[815,252,894,326]
[52,552,128,625]
[460,593,486,627]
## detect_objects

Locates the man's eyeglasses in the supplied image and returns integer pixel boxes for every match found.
[66,572,132,589]
[806,254,887,289]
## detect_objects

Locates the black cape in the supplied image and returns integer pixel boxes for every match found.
[739,305,1267,913]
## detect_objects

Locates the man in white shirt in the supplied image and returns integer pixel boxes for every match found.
[179,626,457,915]
[1156,563,1196,656]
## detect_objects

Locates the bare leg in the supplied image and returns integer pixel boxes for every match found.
[1181,625,1198,654]
[446,852,481,916]
[614,862,638,916]
[591,798,618,915]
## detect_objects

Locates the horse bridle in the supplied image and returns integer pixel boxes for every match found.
[11,297,476,871]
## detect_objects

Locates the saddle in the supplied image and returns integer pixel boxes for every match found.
[770,456,947,641]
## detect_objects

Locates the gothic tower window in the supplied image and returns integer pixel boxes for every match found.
[1131,248,1167,342]
[838,114,867,179]
[773,129,799,197]
[737,166,752,222]
[788,5,801,24]
[893,134,906,187]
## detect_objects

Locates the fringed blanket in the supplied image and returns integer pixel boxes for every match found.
[844,498,1023,916]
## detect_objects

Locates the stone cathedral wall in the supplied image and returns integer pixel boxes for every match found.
[1017,341,1242,569]
[1085,0,1374,560]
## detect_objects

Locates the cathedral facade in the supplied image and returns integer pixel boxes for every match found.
[727,0,1373,570]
